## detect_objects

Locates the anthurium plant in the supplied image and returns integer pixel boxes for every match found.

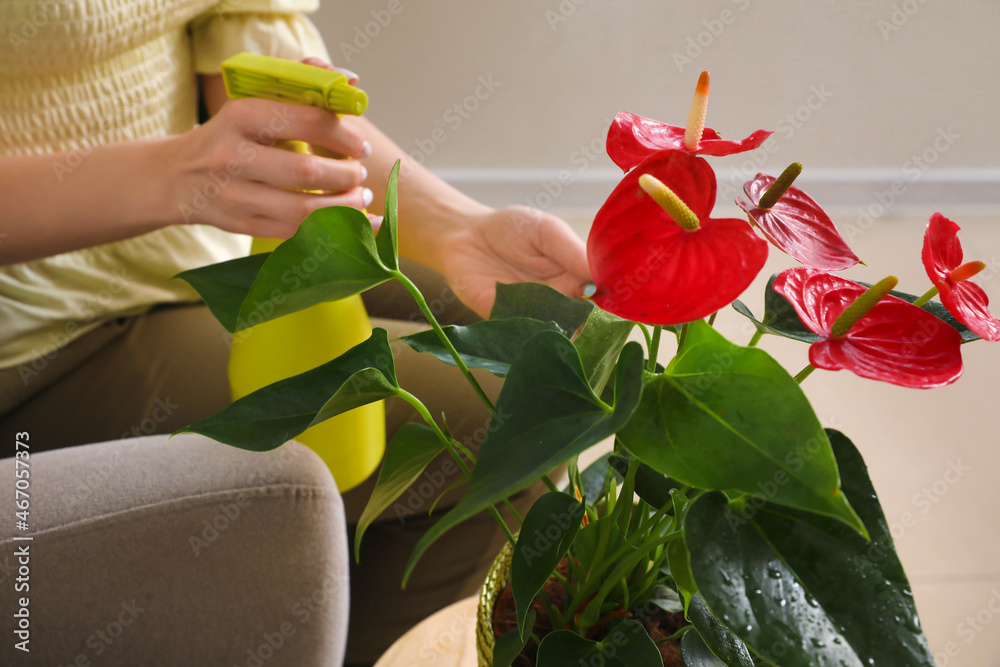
[176,71,998,666]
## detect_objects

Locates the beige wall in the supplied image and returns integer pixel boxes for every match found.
[313,0,1000,211]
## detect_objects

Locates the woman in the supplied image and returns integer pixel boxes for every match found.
[0,0,589,664]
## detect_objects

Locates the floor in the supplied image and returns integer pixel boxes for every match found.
[555,207,1000,666]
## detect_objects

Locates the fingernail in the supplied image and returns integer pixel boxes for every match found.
[362,188,374,208]
[335,67,360,81]
[361,140,373,158]
[360,165,368,182]
[369,214,384,231]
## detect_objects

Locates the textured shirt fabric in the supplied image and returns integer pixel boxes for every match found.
[0,0,331,369]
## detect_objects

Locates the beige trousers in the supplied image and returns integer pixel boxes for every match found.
[0,261,543,666]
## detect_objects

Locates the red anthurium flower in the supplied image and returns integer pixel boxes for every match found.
[587,149,768,326]
[607,111,772,172]
[736,166,860,271]
[606,72,772,172]
[774,267,963,388]
[922,213,1000,342]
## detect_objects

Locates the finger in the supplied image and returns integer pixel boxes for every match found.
[226,98,370,159]
[535,212,592,282]
[215,180,373,236]
[300,57,360,85]
[240,144,368,193]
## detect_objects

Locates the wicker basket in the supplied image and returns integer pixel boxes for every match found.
[475,539,515,667]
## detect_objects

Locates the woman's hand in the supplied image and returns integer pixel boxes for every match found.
[166,96,376,238]
[432,205,592,318]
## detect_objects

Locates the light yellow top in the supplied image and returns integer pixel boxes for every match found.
[0,0,331,369]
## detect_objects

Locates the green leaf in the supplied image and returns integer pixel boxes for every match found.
[685,431,934,667]
[617,320,864,534]
[574,307,636,394]
[403,335,644,584]
[687,594,754,667]
[731,274,821,343]
[646,584,684,614]
[398,318,563,378]
[376,160,401,271]
[609,454,682,510]
[354,423,446,561]
[177,328,398,450]
[493,610,536,667]
[490,282,594,335]
[535,621,662,667]
[177,206,393,333]
[681,630,730,667]
[175,253,270,333]
[666,534,698,607]
[512,492,585,638]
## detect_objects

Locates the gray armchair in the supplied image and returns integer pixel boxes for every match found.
[0,434,349,666]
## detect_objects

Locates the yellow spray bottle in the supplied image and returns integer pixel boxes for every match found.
[220,52,383,492]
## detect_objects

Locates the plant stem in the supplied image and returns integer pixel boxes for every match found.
[912,285,939,308]
[395,388,518,539]
[748,329,764,347]
[707,311,718,327]
[646,326,663,372]
[677,323,690,353]
[577,530,682,634]
[794,364,816,384]
[392,270,495,413]
[638,322,653,353]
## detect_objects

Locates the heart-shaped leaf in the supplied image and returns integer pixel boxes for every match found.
[402,335,644,583]
[536,621,662,667]
[574,307,636,394]
[490,282,594,335]
[398,318,562,377]
[177,328,398,450]
[354,422,446,561]
[493,610,536,667]
[617,320,864,533]
[512,492,585,637]
[684,430,934,667]
[177,206,393,333]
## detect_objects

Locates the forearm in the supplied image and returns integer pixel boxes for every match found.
[344,116,494,272]
[0,138,176,266]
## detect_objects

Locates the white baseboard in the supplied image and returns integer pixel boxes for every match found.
[432,167,1000,217]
